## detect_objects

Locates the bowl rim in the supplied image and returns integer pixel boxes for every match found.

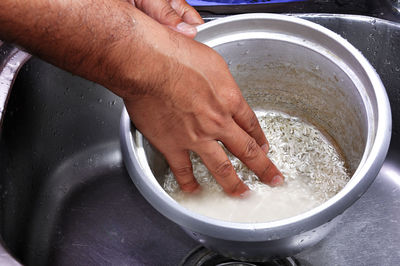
[120,13,391,241]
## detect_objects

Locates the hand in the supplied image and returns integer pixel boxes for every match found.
[130,0,204,38]
[0,0,283,197]
[123,30,284,197]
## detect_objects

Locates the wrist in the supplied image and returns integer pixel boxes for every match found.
[109,14,186,101]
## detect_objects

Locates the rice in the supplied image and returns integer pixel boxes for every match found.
[163,110,350,223]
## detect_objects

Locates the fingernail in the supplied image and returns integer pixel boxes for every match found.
[261,144,268,154]
[270,175,284,187]
[239,190,251,198]
[176,22,196,35]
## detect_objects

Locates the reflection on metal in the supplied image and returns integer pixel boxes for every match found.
[187,0,304,6]
[0,14,400,266]
[388,0,400,14]
[121,13,391,260]
[380,163,400,188]
[0,43,30,127]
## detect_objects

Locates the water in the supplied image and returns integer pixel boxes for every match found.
[163,110,350,223]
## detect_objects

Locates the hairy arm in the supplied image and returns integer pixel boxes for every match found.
[0,0,284,196]
[0,0,173,97]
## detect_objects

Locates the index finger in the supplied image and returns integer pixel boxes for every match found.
[196,141,249,197]
[222,124,284,186]
[232,95,269,153]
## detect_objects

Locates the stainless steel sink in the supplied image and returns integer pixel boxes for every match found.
[0,14,399,265]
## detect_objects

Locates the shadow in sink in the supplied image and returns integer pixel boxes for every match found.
[39,142,196,266]
[0,59,197,265]
[0,14,400,266]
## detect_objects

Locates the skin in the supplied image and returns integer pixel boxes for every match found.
[0,0,284,197]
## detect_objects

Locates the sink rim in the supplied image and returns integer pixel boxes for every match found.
[0,41,30,266]
[120,13,392,243]
[1,13,399,265]
[0,43,30,128]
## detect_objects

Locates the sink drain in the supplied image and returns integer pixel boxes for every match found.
[180,246,299,266]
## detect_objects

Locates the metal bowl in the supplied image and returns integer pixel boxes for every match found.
[120,14,391,260]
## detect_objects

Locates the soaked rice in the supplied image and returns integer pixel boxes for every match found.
[163,110,350,223]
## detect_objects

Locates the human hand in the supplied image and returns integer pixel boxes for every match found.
[0,0,282,197]
[129,0,204,38]
[123,30,284,197]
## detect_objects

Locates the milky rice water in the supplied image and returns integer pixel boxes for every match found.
[163,110,350,223]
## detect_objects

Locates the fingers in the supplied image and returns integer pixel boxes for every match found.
[133,0,198,38]
[196,142,249,197]
[222,124,284,187]
[169,0,204,25]
[232,96,269,153]
[165,150,200,192]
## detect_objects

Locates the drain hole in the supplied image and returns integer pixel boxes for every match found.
[180,246,299,266]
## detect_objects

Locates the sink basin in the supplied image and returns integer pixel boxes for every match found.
[0,14,399,265]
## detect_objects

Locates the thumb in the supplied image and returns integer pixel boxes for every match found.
[133,0,197,38]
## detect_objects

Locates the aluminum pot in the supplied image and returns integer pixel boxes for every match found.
[120,14,391,260]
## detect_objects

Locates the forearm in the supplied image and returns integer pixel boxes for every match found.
[0,0,177,98]
[0,0,284,195]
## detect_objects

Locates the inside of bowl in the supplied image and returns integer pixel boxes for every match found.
[220,38,367,175]
[141,37,369,190]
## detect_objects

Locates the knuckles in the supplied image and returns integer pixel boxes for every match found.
[240,137,259,161]
[226,180,246,196]
[171,165,199,192]
[247,113,259,132]
[179,179,199,192]
[160,4,179,21]
[228,89,243,109]
[259,161,274,183]
[189,112,230,142]
[213,160,234,179]
[171,165,193,177]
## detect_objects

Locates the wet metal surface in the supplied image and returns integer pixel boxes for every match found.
[0,14,399,265]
